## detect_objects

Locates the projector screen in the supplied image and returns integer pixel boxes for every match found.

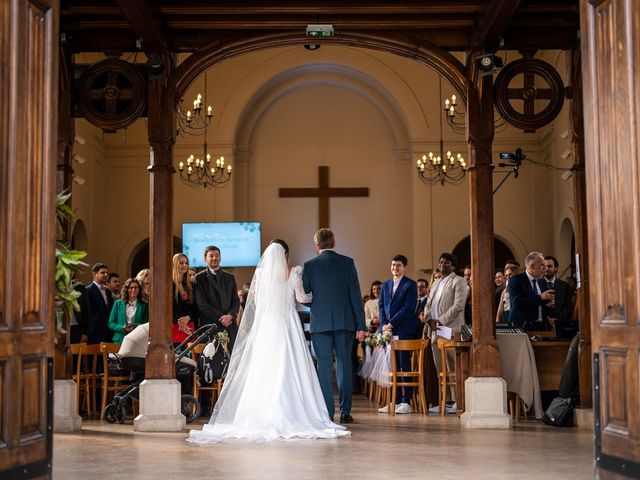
[182,222,261,268]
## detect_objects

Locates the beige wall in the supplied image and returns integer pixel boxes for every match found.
[69,46,577,290]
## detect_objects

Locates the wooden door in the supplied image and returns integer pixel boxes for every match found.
[0,1,59,478]
[581,0,640,477]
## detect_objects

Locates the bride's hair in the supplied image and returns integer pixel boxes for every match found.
[269,238,289,254]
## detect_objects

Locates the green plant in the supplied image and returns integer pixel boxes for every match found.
[55,191,87,332]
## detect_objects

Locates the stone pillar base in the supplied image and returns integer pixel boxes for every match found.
[54,379,82,432]
[460,377,512,429]
[574,408,594,430]
[133,379,185,432]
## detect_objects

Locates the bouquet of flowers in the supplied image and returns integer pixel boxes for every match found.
[380,330,393,346]
[216,330,230,350]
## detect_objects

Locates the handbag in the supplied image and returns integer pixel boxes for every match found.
[542,396,574,427]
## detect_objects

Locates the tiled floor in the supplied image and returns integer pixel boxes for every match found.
[53,396,594,479]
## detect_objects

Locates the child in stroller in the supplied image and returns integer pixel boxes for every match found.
[104,323,220,424]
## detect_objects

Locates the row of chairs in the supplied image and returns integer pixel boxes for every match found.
[71,342,130,421]
[71,341,224,422]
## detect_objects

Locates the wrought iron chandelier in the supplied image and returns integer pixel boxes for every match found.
[416,77,467,186]
[176,71,231,188]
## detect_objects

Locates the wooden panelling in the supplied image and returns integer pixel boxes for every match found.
[602,349,628,434]
[0,0,58,477]
[582,0,640,475]
[20,358,43,441]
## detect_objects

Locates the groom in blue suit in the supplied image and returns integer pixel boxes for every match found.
[303,228,366,424]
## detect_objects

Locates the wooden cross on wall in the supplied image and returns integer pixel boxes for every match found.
[279,166,369,229]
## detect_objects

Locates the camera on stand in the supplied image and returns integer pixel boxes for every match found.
[499,148,525,164]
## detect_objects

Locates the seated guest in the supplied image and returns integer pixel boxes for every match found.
[172,253,197,345]
[135,268,151,303]
[508,252,555,331]
[108,278,149,344]
[364,280,382,333]
[496,265,519,323]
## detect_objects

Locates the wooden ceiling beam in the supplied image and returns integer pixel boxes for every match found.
[117,0,167,51]
[471,0,521,47]
[158,1,484,15]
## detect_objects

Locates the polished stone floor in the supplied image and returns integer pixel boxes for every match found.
[53,395,594,479]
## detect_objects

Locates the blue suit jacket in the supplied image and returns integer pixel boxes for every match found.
[378,276,418,336]
[302,250,365,334]
[508,272,550,330]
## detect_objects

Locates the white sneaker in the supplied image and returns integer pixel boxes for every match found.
[428,405,440,413]
[378,404,389,413]
[395,403,415,414]
[445,402,457,414]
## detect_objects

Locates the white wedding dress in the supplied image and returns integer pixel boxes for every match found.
[187,243,349,443]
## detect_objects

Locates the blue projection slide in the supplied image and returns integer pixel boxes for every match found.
[182,222,261,268]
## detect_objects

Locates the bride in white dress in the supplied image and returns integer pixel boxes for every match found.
[187,240,350,443]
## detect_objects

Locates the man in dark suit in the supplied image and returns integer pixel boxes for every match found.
[303,228,366,424]
[378,254,419,414]
[543,256,574,324]
[193,246,240,345]
[509,252,556,331]
[85,262,115,344]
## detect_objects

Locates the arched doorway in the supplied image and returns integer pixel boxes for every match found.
[451,235,516,273]
[129,236,183,278]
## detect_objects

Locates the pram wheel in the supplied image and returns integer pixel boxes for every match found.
[104,403,126,424]
[181,394,201,423]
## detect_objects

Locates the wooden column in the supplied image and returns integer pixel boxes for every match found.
[467,67,500,378]
[56,43,74,380]
[568,46,592,408]
[145,54,176,380]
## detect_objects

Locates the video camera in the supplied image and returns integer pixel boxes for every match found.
[499,148,525,164]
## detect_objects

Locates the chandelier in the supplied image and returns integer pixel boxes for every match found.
[416,77,467,186]
[176,71,232,188]
[444,89,506,135]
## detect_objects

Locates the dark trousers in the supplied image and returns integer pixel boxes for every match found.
[312,330,353,418]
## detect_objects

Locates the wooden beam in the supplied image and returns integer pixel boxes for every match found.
[117,0,166,51]
[471,0,521,47]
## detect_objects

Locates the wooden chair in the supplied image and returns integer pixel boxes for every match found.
[99,342,131,421]
[437,338,457,416]
[190,343,223,415]
[507,392,523,422]
[388,339,429,415]
[71,343,101,417]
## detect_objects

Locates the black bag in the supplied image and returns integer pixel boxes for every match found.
[197,344,230,385]
[542,396,574,427]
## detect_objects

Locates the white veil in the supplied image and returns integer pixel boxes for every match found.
[211,242,291,421]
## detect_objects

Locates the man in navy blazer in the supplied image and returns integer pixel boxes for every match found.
[303,228,366,424]
[85,262,115,344]
[509,252,556,331]
[378,254,418,414]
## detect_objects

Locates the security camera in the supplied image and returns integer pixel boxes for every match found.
[477,54,504,76]
[498,148,525,164]
[304,44,320,51]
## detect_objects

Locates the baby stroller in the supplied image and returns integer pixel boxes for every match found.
[103,323,221,424]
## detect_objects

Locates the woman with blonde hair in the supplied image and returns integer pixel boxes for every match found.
[135,268,151,303]
[172,253,196,345]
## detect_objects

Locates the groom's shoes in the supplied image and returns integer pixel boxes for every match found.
[340,414,354,424]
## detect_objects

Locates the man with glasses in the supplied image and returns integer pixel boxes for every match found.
[423,253,469,413]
